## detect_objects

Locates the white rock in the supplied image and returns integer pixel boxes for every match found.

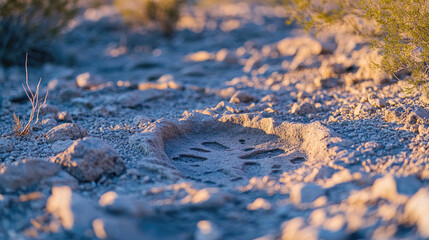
[0,160,77,193]
[56,111,73,122]
[76,72,104,89]
[45,123,88,143]
[195,220,221,240]
[50,137,126,182]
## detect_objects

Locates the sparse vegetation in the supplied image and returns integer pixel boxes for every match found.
[0,0,78,69]
[114,0,186,36]
[283,0,429,94]
[12,55,48,136]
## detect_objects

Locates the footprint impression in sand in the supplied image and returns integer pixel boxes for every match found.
[164,121,307,186]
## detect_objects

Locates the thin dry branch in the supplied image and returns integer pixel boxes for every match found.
[13,54,48,136]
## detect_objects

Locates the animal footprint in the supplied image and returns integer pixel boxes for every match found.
[190,147,211,153]
[290,157,306,164]
[201,141,229,151]
[172,154,208,162]
[239,148,285,159]
[243,162,261,176]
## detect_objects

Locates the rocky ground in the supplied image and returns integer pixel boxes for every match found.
[1,2,429,240]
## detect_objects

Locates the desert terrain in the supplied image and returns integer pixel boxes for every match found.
[1,2,429,240]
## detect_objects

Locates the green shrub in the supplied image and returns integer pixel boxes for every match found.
[283,0,429,94]
[0,0,77,68]
[114,0,186,36]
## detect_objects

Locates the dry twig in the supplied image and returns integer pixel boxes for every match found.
[13,54,48,136]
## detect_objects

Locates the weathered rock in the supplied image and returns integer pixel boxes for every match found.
[56,111,73,122]
[50,137,126,182]
[195,220,221,240]
[404,188,429,237]
[0,160,77,193]
[0,138,13,153]
[290,183,324,204]
[45,123,88,143]
[76,72,104,89]
[291,102,317,115]
[368,95,387,108]
[46,186,101,233]
[229,91,256,104]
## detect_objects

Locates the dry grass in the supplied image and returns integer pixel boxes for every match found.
[13,54,48,136]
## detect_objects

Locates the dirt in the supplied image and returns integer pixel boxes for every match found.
[1,2,429,240]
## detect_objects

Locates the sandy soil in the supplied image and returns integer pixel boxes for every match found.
[1,2,429,240]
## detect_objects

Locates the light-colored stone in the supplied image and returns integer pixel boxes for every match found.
[195,220,221,240]
[45,123,88,143]
[76,72,104,89]
[50,137,125,182]
[0,160,77,193]
[56,111,73,122]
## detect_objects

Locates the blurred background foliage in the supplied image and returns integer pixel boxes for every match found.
[113,0,186,36]
[283,0,429,94]
[0,0,78,68]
